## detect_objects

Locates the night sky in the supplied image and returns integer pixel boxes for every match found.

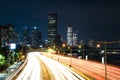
[0,0,120,42]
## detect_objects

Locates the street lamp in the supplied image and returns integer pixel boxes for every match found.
[96,44,100,48]
[62,43,66,55]
[96,44,101,54]
[58,50,60,61]
[78,45,81,48]
[92,40,120,80]
[53,45,56,50]
[68,46,72,67]
[78,45,84,59]
[62,43,66,48]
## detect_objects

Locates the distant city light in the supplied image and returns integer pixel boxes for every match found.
[10,43,16,50]
[27,44,31,47]
[39,45,43,48]
[101,50,104,53]
[34,27,37,29]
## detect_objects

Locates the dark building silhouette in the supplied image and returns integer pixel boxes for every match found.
[56,34,62,46]
[0,23,18,47]
[38,31,42,46]
[23,26,30,46]
[0,25,3,46]
[48,13,57,46]
[31,26,42,49]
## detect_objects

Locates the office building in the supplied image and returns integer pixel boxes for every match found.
[73,31,78,46]
[31,26,42,48]
[1,23,18,47]
[67,25,73,46]
[23,26,30,46]
[48,13,57,46]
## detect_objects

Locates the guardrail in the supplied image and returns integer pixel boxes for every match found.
[6,59,28,80]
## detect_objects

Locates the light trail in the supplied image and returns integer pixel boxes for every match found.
[47,53,120,80]
[16,52,85,80]
[35,52,85,80]
[16,52,41,80]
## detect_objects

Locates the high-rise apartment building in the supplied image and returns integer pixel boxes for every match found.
[48,13,57,46]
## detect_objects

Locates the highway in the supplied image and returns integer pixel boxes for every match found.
[46,53,120,80]
[16,52,85,80]
[16,52,42,80]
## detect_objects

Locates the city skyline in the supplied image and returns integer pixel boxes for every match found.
[0,0,120,41]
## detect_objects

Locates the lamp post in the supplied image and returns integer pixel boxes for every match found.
[78,45,82,58]
[68,46,72,67]
[96,44,101,54]
[62,43,66,55]
[104,42,107,80]
[53,45,56,51]
[92,40,120,80]
[83,46,85,59]
[58,50,60,61]
[78,45,84,59]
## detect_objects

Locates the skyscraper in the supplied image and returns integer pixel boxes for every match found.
[23,26,30,46]
[48,13,57,46]
[31,26,42,49]
[73,31,78,46]
[67,25,73,46]
[1,23,18,47]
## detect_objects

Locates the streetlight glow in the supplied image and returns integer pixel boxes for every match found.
[62,43,66,48]
[96,44,100,48]
[78,45,82,48]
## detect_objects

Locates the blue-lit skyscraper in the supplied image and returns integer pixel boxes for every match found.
[67,25,73,46]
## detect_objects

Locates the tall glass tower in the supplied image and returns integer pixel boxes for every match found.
[67,25,73,46]
[48,13,57,46]
[73,31,78,46]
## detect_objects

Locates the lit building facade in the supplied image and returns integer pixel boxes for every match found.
[48,13,57,46]
[67,25,73,46]
[73,31,78,46]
